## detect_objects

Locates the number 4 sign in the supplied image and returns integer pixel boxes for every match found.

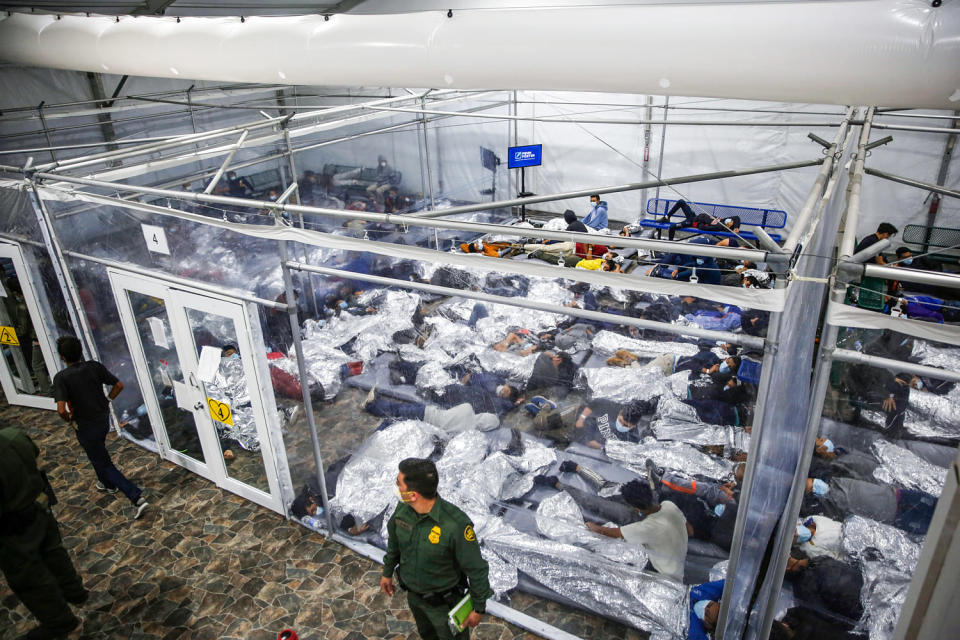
[141,224,171,255]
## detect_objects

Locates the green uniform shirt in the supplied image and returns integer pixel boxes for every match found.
[0,427,43,517]
[383,496,493,613]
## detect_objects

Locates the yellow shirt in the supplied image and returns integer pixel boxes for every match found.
[576,258,604,270]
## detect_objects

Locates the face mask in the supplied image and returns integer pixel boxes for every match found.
[812,479,829,497]
[915,379,924,390]
[496,385,506,396]
[796,524,812,544]
[714,504,726,517]
[695,258,705,265]
[742,283,750,289]
[902,258,913,265]
[395,487,416,503]
[719,362,731,375]
[615,417,631,433]
[339,300,348,310]
[822,439,835,453]
[693,600,709,621]
[226,353,240,361]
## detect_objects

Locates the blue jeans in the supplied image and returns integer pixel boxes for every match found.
[75,422,141,505]
[365,397,425,421]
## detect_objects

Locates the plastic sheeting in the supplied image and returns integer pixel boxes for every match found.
[606,438,734,482]
[842,516,923,640]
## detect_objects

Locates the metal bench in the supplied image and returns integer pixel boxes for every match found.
[902,224,960,260]
[638,198,787,242]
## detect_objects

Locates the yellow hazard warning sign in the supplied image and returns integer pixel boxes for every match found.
[0,326,19,346]
[207,398,234,426]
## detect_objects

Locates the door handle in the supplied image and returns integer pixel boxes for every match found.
[194,402,203,411]
[189,372,198,388]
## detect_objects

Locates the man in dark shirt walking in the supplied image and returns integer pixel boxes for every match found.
[51,336,148,519]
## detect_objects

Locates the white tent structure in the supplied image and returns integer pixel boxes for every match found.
[1,3,959,640]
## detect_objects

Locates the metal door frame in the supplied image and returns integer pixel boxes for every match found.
[0,241,60,410]
[108,268,290,514]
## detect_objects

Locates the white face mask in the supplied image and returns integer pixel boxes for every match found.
[615,417,631,433]
[496,385,506,396]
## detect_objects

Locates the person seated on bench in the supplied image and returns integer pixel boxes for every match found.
[659,199,742,241]
[801,476,937,535]
[367,155,400,200]
[855,222,898,265]
[225,170,255,198]
[583,194,609,231]
[565,209,588,233]
[362,388,499,433]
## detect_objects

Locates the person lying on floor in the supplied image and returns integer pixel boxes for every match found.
[801,476,937,536]
[683,375,752,427]
[492,328,555,355]
[431,371,524,416]
[575,256,621,272]
[845,367,930,436]
[525,350,577,392]
[684,305,742,332]
[806,437,880,482]
[362,388,499,433]
[535,398,652,448]
[783,550,864,622]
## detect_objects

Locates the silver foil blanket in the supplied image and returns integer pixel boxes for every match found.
[534,491,651,567]
[583,366,673,404]
[271,342,351,401]
[709,560,729,582]
[204,357,259,452]
[591,330,699,359]
[606,438,735,481]
[871,440,947,496]
[910,339,960,370]
[306,289,421,362]
[484,530,687,639]
[842,516,923,640]
[329,420,442,525]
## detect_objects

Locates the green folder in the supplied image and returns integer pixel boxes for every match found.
[447,593,474,635]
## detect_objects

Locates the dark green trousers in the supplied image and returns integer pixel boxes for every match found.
[0,508,84,632]
[407,591,469,640]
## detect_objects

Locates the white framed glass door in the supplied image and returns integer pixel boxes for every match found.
[0,242,60,410]
[109,269,287,514]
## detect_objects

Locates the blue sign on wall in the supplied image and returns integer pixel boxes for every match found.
[507,144,542,169]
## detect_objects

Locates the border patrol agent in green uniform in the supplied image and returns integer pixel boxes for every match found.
[380,458,493,640]
[0,426,88,640]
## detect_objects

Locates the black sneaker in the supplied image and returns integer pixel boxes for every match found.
[64,589,89,606]
[559,460,579,474]
[533,475,560,488]
[645,458,662,492]
[19,617,79,640]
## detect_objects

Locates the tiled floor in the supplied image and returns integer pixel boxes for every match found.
[0,399,645,640]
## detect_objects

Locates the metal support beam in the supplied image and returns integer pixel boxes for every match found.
[838,261,960,289]
[85,72,121,157]
[203,130,249,194]
[783,107,856,251]
[864,167,960,201]
[833,348,960,382]
[923,111,959,251]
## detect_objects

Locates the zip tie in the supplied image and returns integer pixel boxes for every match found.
[788,269,829,284]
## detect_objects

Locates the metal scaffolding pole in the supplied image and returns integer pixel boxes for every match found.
[734,108,871,640]
[717,107,858,640]
[278,243,336,535]
[783,107,857,252]
[652,96,669,205]
[30,170,790,264]
[863,167,960,201]
[639,95,653,217]
[367,105,845,129]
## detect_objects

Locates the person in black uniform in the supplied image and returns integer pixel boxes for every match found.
[381,458,493,640]
[51,336,148,519]
[0,427,88,639]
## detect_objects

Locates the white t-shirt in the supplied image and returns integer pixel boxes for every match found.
[798,515,845,560]
[620,501,688,582]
